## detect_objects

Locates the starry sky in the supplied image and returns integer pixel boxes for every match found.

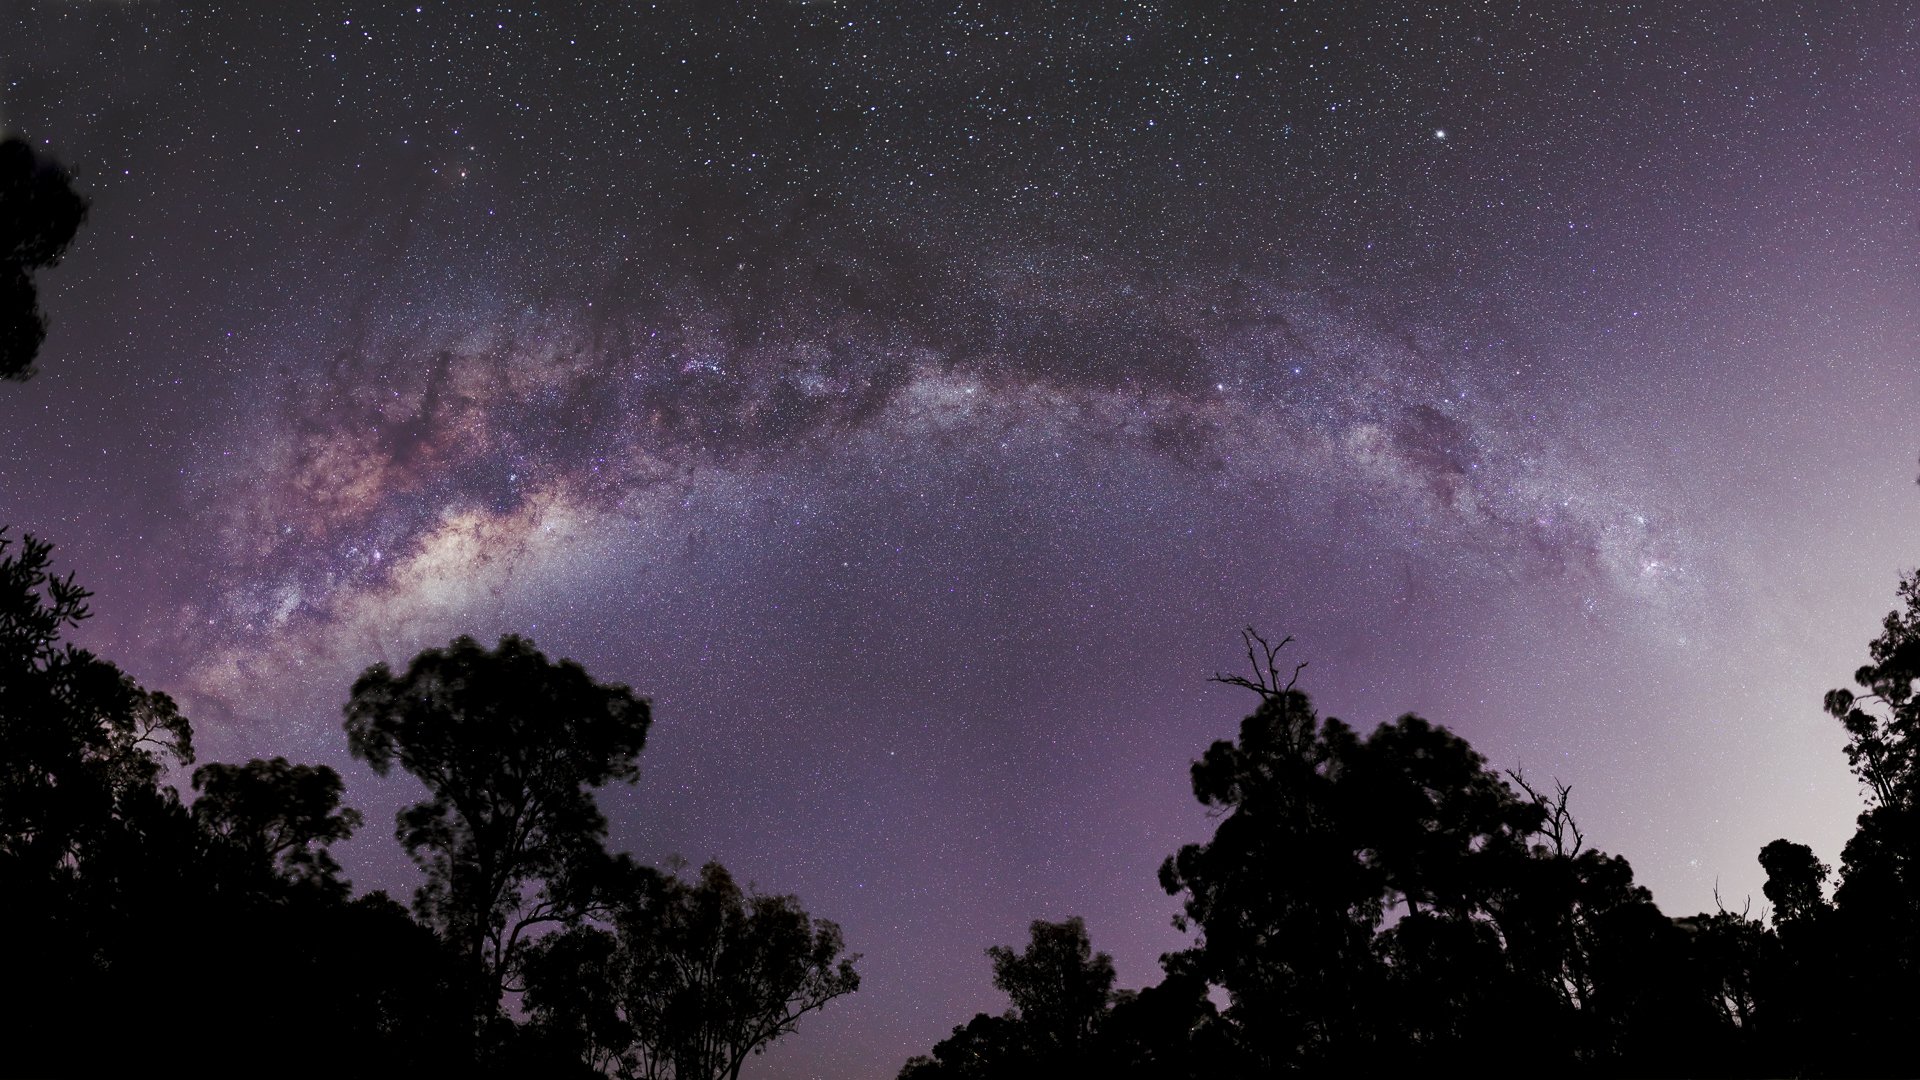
[3,1,1918,1075]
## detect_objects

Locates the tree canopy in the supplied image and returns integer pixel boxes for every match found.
[900,630,1819,1077]
[344,633,652,1013]
[0,136,88,381]
[525,859,861,1080]
[192,756,362,900]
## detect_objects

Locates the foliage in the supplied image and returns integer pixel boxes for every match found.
[1757,839,1829,927]
[1822,570,1920,810]
[1156,685,1562,1070]
[192,756,363,900]
[899,629,1839,1077]
[0,158,860,1073]
[20,506,1920,1079]
[0,528,193,881]
[525,860,861,1080]
[985,917,1115,1054]
[0,532,483,1075]
[0,136,88,380]
[343,633,652,1008]
[900,921,1232,1080]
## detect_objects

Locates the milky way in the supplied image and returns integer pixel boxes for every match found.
[4,3,1918,1076]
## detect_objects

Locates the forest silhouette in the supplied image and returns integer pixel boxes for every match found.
[7,140,1920,1079]
[899,616,1920,1078]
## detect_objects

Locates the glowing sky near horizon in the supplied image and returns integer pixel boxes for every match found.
[3,3,1918,1075]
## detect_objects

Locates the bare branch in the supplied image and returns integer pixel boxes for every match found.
[1508,768,1585,859]
[1209,627,1306,700]
[1711,879,1754,920]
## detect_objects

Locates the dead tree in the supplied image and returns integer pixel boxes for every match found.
[1507,769,1584,858]
[1209,627,1307,700]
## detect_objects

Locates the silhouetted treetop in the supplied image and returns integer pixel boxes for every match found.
[1132,631,1765,1073]
[1824,570,1920,809]
[987,917,1116,1053]
[1156,683,1558,1069]
[525,859,860,1080]
[0,136,88,381]
[343,633,652,1014]
[1758,839,1829,927]
[899,917,1137,1080]
[192,756,362,900]
[0,529,192,876]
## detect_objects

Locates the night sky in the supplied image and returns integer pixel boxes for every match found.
[4,2,1919,1075]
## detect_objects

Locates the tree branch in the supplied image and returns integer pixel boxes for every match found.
[1209,627,1306,700]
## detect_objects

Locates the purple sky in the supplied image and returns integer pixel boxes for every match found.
[4,3,1918,1076]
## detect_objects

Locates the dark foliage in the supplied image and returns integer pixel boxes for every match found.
[899,918,1189,1080]
[0,136,88,381]
[899,602,1920,1079]
[8,424,1920,1079]
[343,633,653,1016]
[1758,839,1829,927]
[0,534,852,1075]
[523,859,860,1079]
[192,756,362,900]
[0,531,475,1074]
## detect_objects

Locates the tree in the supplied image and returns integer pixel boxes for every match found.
[899,1011,1031,1080]
[1821,570,1920,810]
[985,917,1115,1055]
[192,756,363,900]
[1757,839,1829,927]
[1157,676,1549,1069]
[0,528,193,882]
[1154,631,1764,1072]
[1091,968,1239,1080]
[899,918,1119,1080]
[1675,909,1767,1037]
[342,634,652,1016]
[519,920,633,1075]
[1786,568,1920,1072]
[0,529,203,1072]
[1155,682,1384,1070]
[525,860,860,1080]
[1823,571,1920,925]
[0,136,89,381]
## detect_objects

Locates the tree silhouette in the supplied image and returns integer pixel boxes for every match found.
[897,630,1792,1076]
[1157,669,1563,1070]
[343,633,652,1020]
[0,528,193,885]
[1764,566,1920,1074]
[985,917,1116,1056]
[1757,839,1829,927]
[899,1011,1032,1080]
[900,917,1119,1080]
[525,859,860,1080]
[1823,572,1920,916]
[2,526,868,1074]
[1821,570,1920,809]
[0,136,88,381]
[519,918,633,1074]
[900,917,1246,1079]
[1093,966,1238,1080]
[1154,684,1381,1070]
[192,756,363,900]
